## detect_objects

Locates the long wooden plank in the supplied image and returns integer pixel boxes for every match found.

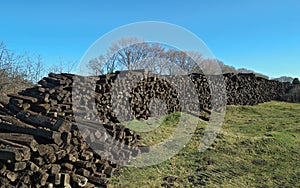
[0,121,62,145]
[0,114,36,129]
[16,110,71,133]
[0,133,38,152]
[7,93,38,103]
[0,145,30,161]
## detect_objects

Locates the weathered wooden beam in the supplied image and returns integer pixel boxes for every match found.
[0,133,38,152]
[71,173,88,187]
[87,175,108,186]
[6,161,27,171]
[43,77,66,85]
[0,114,36,129]
[16,110,71,133]
[0,121,62,145]
[32,170,49,186]
[0,145,30,162]
[3,170,19,182]
[7,93,38,103]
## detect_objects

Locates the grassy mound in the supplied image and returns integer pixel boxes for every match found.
[109,101,300,187]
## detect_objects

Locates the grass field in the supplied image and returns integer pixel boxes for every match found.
[109,101,300,188]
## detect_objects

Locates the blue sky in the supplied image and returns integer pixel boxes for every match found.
[1,0,299,78]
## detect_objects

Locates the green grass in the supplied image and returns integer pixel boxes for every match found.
[109,101,300,187]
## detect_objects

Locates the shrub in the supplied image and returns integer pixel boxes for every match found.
[292,78,300,85]
[283,85,300,103]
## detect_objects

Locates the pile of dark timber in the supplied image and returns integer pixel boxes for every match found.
[0,70,292,187]
[0,72,143,188]
[223,73,291,105]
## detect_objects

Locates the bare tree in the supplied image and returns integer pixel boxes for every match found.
[111,37,149,70]
[0,42,33,101]
[88,37,202,75]
[139,43,167,74]
[59,57,76,73]
[0,42,10,91]
[89,52,118,75]
[23,53,34,82]
[33,55,45,83]
[273,76,294,83]
[22,53,45,83]
[87,37,259,76]
[88,37,150,74]
[0,42,10,71]
[47,57,76,74]
[167,50,204,75]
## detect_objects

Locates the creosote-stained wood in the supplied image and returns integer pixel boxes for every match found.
[0,70,292,187]
[0,133,38,152]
